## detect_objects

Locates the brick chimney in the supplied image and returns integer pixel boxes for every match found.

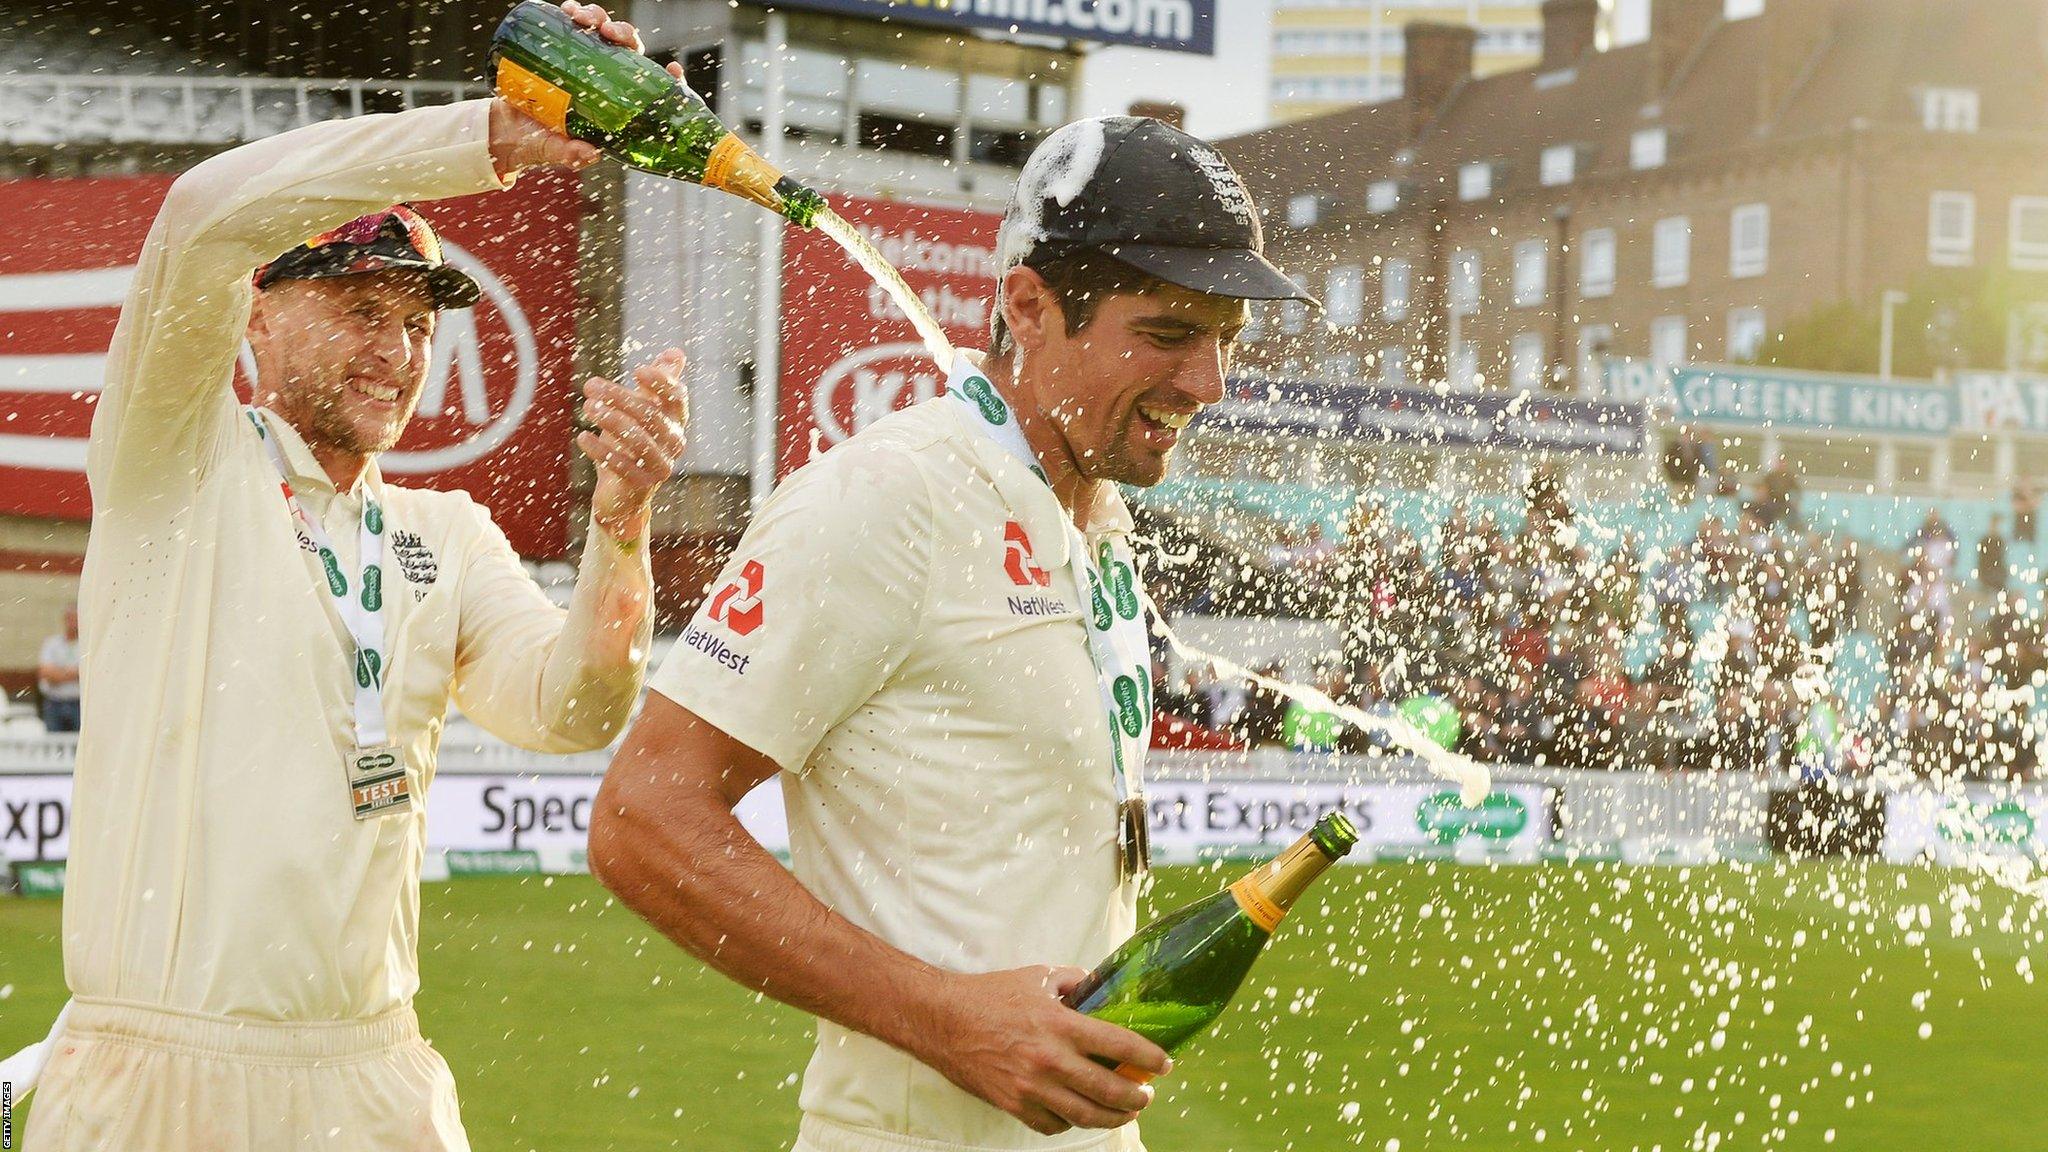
[1127,100,1186,131]
[1403,22,1476,137]
[1539,0,1599,71]
[1647,0,1721,97]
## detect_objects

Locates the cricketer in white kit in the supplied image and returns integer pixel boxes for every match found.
[10,5,688,1148]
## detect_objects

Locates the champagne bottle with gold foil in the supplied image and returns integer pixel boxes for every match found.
[1063,813,1359,1082]
[489,0,827,227]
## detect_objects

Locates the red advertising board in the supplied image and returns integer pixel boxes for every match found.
[0,170,583,557]
[778,195,1001,478]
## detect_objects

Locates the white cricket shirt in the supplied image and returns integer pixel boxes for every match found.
[651,389,1146,1152]
[64,99,652,1022]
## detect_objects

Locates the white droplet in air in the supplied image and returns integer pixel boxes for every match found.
[1790,662,1826,702]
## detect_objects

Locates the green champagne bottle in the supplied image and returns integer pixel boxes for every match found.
[1063,812,1359,1082]
[489,0,828,227]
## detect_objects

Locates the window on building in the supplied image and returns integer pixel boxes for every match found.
[1919,87,1980,133]
[1367,179,1400,214]
[1729,203,1769,278]
[1513,239,1548,308]
[1382,258,1411,321]
[1725,0,1765,18]
[1540,144,1576,186]
[1281,299,1309,335]
[1287,194,1320,229]
[1477,27,1546,55]
[1651,314,1689,369]
[2011,197,2048,271]
[855,59,959,117]
[1727,307,1767,361]
[1450,341,1480,390]
[1929,191,1976,266]
[762,51,1061,165]
[1459,161,1494,202]
[1578,324,1614,390]
[1652,216,1691,288]
[1511,333,1547,390]
[1579,228,1616,298]
[1381,345,1408,388]
[1630,127,1667,170]
[1269,74,1403,103]
[1326,264,1365,328]
[1273,28,1405,56]
[1612,0,1651,46]
[1450,250,1481,316]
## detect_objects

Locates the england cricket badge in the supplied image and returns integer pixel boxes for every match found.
[347,744,412,820]
[1118,793,1152,882]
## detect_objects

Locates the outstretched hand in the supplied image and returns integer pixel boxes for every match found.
[486,2,687,178]
[584,348,689,541]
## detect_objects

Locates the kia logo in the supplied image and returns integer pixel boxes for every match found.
[809,341,943,449]
[386,240,537,473]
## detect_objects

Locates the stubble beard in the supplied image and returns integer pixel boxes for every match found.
[297,384,408,459]
[1095,408,1170,488]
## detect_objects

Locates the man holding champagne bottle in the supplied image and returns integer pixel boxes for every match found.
[593,117,1316,1151]
[12,5,686,1149]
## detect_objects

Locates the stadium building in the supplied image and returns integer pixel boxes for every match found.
[1269,0,1546,123]
[1217,0,2048,502]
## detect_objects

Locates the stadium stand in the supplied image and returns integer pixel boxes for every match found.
[1135,462,2047,782]
[0,17,482,146]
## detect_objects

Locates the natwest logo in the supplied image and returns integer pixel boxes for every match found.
[1003,522,1050,588]
[708,559,766,636]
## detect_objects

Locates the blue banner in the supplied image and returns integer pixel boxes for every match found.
[1603,361,1953,436]
[749,0,1216,55]
[1198,378,1648,457]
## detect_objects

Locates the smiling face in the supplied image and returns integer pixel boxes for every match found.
[247,270,437,461]
[1024,276,1246,488]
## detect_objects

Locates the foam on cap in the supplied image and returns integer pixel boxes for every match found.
[994,117,1112,274]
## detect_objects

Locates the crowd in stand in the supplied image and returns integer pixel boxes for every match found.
[1146,449,2048,781]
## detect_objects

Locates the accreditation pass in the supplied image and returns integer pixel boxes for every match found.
[348,745,412,820]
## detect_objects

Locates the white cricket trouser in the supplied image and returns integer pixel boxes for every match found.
[22,997,468,1151]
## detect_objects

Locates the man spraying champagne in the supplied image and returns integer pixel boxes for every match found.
[11,5,686,1149]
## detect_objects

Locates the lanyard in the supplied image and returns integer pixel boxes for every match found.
[247,409,391,747]
[942,354,1152,802]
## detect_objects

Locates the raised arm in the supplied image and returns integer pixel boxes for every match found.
[87,1,657,510]
[90,100,516,507]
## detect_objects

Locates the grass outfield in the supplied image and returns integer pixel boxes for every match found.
[4,862,2047,1149]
